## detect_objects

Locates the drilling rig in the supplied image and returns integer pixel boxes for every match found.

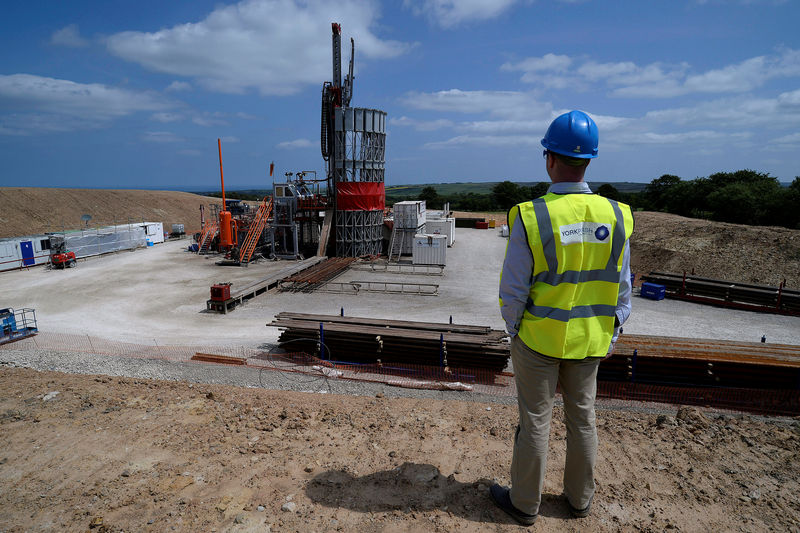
[320,22,387,257]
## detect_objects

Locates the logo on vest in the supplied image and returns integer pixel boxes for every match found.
[559,222,612,245]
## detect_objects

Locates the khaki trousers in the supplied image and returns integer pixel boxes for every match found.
[509,335,600,515]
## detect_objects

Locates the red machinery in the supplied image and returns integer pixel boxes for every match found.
[210,283,232,302]
[49,235,77,268]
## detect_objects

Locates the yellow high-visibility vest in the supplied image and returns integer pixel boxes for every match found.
[503,193,634,359]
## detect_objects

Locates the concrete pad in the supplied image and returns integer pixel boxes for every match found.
[0,229,797,348]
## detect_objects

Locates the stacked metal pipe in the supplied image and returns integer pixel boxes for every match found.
[269,312,510,372]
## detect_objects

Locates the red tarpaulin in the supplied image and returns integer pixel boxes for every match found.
[336,182,385,211]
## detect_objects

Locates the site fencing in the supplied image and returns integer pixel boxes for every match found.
[2,331,798,416]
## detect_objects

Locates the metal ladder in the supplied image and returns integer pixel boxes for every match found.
[239,197,273,264]
[387,224,404,262]
[197,221,218,254]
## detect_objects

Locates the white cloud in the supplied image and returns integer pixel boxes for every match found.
[425,134,539,149]
[644,92,800,129]
[777,88,800,107]
[142,131,185,143]
[403,0,520,28]
[502,53,572,75]
[457,119,543,134]
[766,132,800,149]
[0,74,170,135]
[400,89,550,119]
[192,112,228,127]
[50,24,88,47]
[612,130,752,145]
[151,112,184,123]
[397,91,631,150]
[389,116,453,130]
[277,138,312,149]
[105,0,411,95]
[166,81,192,92]
[506,49,800,99]
[683,56,768,93]
[220,136,240,143]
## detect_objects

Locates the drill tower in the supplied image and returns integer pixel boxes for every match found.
[321,23,387,257]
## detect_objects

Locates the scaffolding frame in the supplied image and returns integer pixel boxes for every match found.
[332,107,386,257]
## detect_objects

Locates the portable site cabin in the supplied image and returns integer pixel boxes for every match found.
[0,235,53,272]
[0,222,164,273]
[142,222,165,245]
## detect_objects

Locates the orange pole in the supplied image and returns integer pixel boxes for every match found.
[218,138,226,207]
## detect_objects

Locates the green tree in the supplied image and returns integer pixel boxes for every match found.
[492,181,528,210]
[418,186,442,209]
[644,174,682,211]
[529,182,549,198]
[781,177,800,229]
[597,184,620,201]
[705,170,782,225]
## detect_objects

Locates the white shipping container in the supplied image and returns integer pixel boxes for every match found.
[426,218,456,247]
[393,200,426,229]
[412,234,447,265]
[142,222,165,244]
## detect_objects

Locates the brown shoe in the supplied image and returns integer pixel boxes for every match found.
[490,484,537,526]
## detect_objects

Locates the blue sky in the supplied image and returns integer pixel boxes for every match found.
[1,0,798,190]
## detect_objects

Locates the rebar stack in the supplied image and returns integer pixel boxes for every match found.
[278,257,357,292]
[641,271,800,315]
[270,312,510,372]
[604,334,800,389]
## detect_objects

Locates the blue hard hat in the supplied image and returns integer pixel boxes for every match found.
[541,110,598,158]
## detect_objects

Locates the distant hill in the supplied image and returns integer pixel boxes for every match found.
[385,181,648,199]
[0,188,223,239]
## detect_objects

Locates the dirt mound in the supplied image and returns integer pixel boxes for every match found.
[1,367,798,532]
[456,209,800,288]
[631,211,800,288]
[0,187,224,239]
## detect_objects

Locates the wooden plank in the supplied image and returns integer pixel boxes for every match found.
[191,353,247,365]
[317,209,333,257]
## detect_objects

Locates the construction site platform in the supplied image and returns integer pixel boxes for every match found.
[206,256,326,314]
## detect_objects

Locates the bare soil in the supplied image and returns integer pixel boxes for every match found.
[0,187,224,238]
[1,367,798,532]
[457,209,800,288]
[2,189,800,532]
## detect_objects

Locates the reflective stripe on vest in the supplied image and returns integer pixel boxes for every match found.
[513,193,633,359]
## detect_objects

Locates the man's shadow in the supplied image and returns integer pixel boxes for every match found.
[305,462,572,524]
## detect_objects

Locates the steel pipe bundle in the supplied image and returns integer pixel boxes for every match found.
[269,312,510,372]
[641,271,800,315]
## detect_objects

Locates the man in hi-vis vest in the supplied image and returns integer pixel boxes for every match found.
[492,110,633,526]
